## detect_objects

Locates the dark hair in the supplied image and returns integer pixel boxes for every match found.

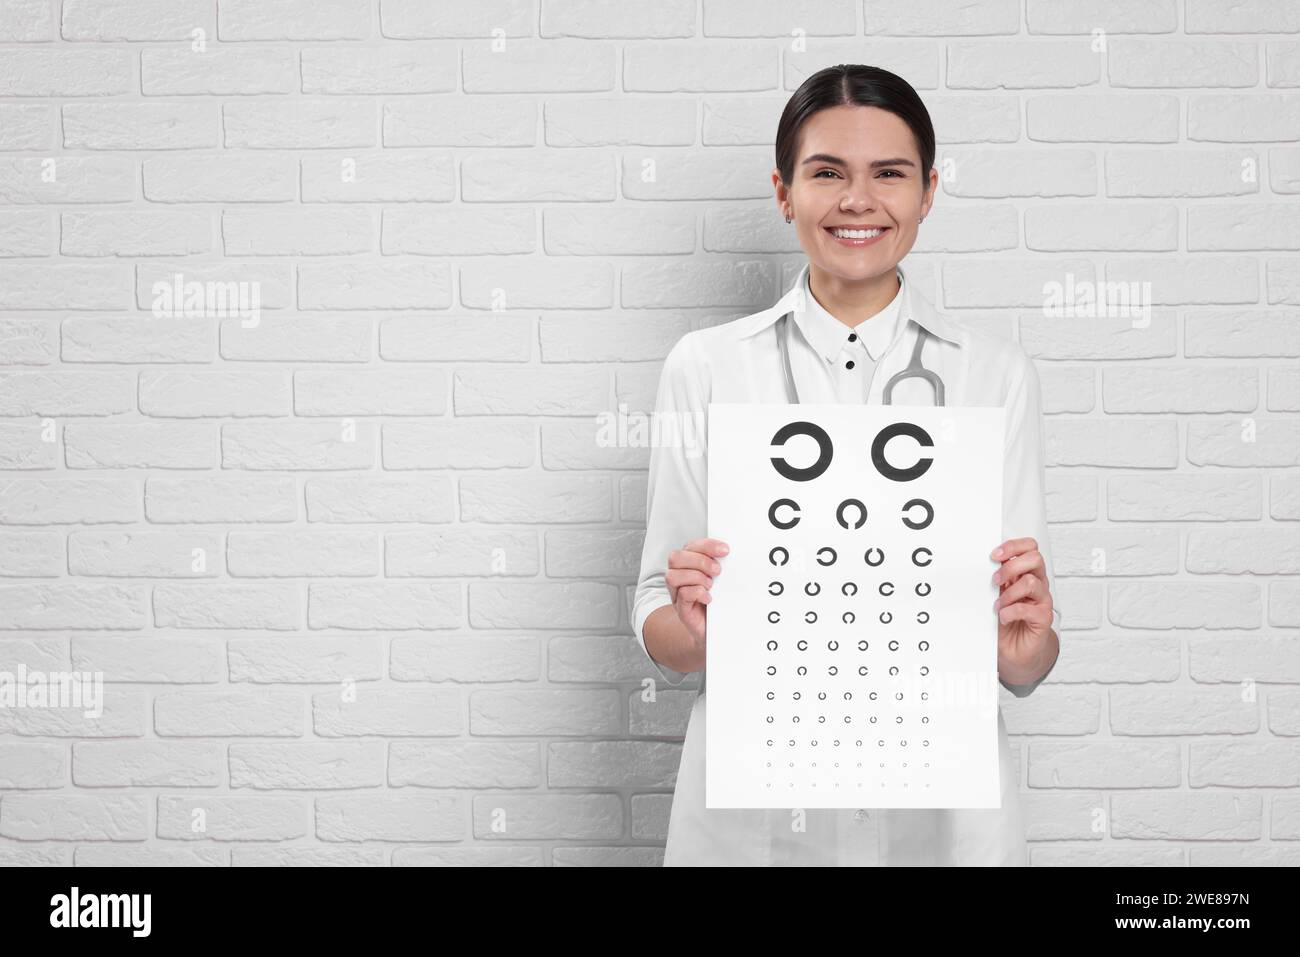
[775,64,935,190]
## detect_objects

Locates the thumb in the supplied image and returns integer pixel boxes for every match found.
[678,593,707,644]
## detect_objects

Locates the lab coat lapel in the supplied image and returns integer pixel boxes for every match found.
[897,264,966,350]
[867,268,967,407]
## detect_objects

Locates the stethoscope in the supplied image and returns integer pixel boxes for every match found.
[775,310,945,406]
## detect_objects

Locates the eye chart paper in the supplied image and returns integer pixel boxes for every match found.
[706,403,1005,809]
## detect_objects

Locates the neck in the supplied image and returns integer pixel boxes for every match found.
[807,265,901,329]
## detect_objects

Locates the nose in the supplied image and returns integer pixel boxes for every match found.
[839,189,877,213]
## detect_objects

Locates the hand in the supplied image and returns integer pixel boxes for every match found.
[666,537,729,647]
[990,536,1056,685]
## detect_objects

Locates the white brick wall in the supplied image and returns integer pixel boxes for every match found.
[0,0,1297,867]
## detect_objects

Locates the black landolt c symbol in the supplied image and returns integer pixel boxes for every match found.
[871,422,934,482]
[770,421,833,482]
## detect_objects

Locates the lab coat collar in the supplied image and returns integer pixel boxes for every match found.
[797,265,905,363]
[736,260,966,348]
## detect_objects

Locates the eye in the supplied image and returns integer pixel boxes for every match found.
[813,168,841,179]
[878,169,903,178]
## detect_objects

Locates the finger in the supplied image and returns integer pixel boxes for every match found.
[997,598,1051,627]
[669,548,724,578]
[683,538,730,558]
[676,584,712,606]
[994,573,1045,611]
[992,549,1044,586]
[666,567,713,591]
[990,537,1038,562]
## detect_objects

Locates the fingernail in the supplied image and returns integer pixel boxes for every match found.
[991,547,1003,559]
[719,544,729,554]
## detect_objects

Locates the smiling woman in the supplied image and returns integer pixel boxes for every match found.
[773,65,937,326]
[633,63,1061,867]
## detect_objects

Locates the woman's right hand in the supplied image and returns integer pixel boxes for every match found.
[666,537,729,647]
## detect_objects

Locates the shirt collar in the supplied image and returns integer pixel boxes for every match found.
[798,266,904,362]
[736,260,966,349]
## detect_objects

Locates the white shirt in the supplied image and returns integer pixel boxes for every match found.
[799,266,906,404]
[631,259,1061,866]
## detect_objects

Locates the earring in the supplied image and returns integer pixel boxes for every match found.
[785,212,792,223]
[918,216,924,224]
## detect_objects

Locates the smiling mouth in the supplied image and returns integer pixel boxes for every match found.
[826,227,889,243]
[825,226,891,246]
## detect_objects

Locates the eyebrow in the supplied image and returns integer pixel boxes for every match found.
[801,154,917,170]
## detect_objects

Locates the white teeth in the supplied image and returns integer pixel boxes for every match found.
[831,227,885,239]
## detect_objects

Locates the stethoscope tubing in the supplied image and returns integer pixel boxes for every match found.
[775,311,945,406]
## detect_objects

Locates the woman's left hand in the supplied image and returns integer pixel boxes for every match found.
[990,536,1057,687]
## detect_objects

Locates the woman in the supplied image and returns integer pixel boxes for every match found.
[631,64,1061,866]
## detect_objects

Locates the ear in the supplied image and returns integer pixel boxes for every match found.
[772,168,791,216]
[920,167,939,219]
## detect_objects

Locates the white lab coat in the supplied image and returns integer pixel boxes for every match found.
[631,260,1061,866]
